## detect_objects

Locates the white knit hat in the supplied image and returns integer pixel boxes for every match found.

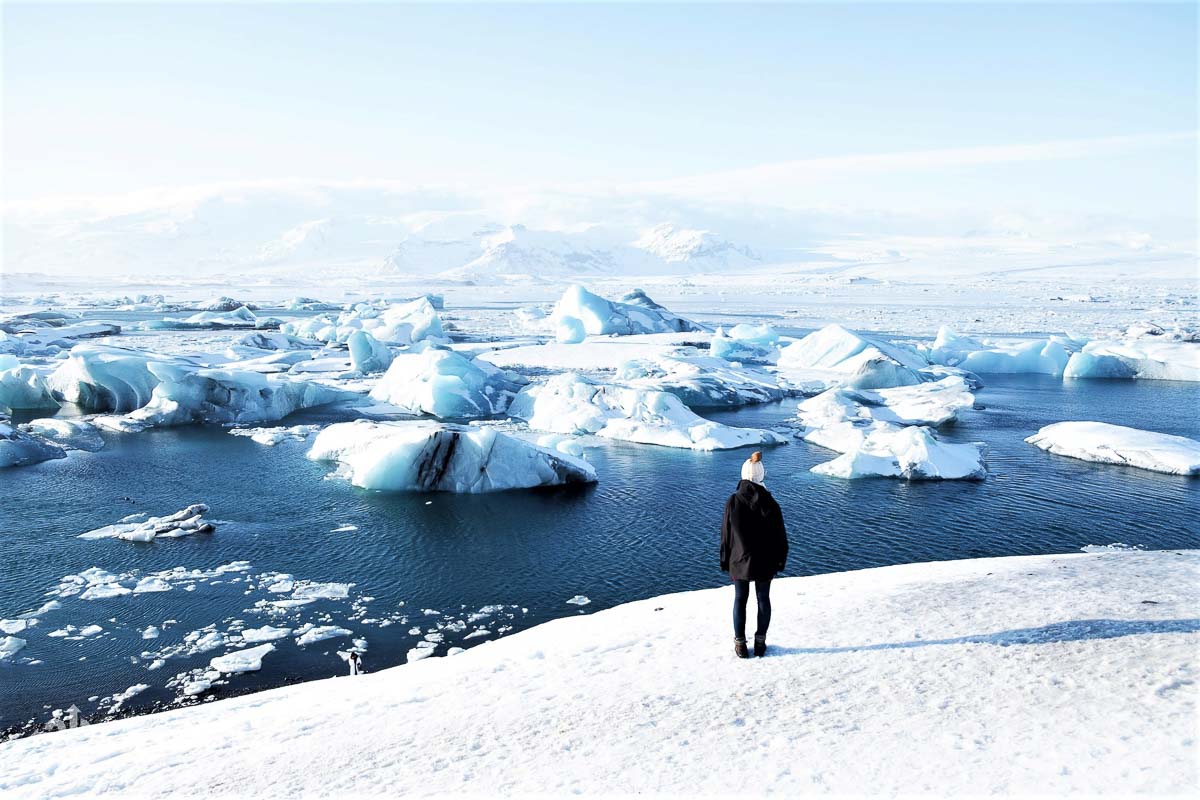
[741,457,765,484]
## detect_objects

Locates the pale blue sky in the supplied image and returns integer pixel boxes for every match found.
[3,1,1196,219]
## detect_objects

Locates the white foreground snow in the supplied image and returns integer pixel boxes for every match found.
[1,550,1194,797]
[1026,422,1200,475]
[308,420,597,492]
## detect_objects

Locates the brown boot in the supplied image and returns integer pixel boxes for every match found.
[734,637,749,659]
[753,635,767,657]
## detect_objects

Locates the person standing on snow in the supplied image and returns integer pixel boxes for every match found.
[721,451,788,659]
[348,651,364,676]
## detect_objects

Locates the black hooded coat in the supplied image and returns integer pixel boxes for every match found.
[720,479,789,581]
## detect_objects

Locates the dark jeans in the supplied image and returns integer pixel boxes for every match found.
[732,579,772,641]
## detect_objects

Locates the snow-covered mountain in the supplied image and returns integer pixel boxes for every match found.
[635,223,760,269]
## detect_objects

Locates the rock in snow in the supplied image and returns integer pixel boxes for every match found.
[508,372,785,451]
[308,420,598,492]
[1,550,1194,797]
[1026,421,1200,475]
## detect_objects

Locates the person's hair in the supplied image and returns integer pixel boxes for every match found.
[749,451,762,463]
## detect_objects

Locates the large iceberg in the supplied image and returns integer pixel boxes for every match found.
[777,324,928,389]
[47,345,184,412]
[128,364,354,426]
[368,348,525,419]
[547,286,704,339]
[795,377,986,480]
[308,420,597,492]
[508,372,785,450]
[282,296,445,346]
[1026,422,1200,475]
[615,355,790,408]
[0,355,59,412]
[1064,338,1199,382]
[924,327,1075,377]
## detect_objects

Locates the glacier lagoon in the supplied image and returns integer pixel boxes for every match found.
[2,368,1197,734]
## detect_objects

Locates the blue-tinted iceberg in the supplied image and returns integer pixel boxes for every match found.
[368,349,525,419]
[308,420,597,492]
[924,327,1075,377]
[548,286,704,339]
[282,296,445,346]
[1064,338,1199,382]
[0,355,59,412]
[777,324,927,389]
[615,355,789,408]
[508,372,785,450]
[47,345,180,412]
[1,416,66,468]
[347,330,394,374]
[710,323,779,362]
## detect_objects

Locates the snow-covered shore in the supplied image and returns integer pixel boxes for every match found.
[2,549,1196,797]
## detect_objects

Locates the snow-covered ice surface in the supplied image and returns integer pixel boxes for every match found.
[2,550,1195,797]
[1027,422,1200,475]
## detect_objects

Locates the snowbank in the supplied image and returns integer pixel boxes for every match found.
[1026,422,1200,475]
[509,372,785,451]
[308,420,597,492]
[2,550,1194,797]
[368,348,525,419]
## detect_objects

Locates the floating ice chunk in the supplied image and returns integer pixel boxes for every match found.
[20,418,104,452]
[210,643,275,674]
[236,331,321,351]
[309,420,597,492]
[1080,543,1145,553]
[129,364,354,427]
[0,635,27,660]
[285,297,341,312]
[142,626,161,639]
[0,416,66,468]
[548,286,704,337]
[812,425,988,480]
[284,296,445,346]
[133,577,172,593]
[0,619,30,634]
[347,330,394,374]
[109,683,150,712]
[1064,338,1199,382]
[0,354,59,412]
[200,297,259,313]
[145,305,263,330]
[513,306,548,332]
[291,582,351,601]
[78,503,215,542]
[79,583,131,600]
[228,424,321,446]
[925,327,1076,377]
[47,345,178,412]
[1026,422,1200,475]
[182,679,212,696]
[240,625,292,643]
[616,355,789,408]
[406,646,436,662]
[463,629,491,640]
[778,324,927,389]
[565,595,591,606]
[77,624,104,637]
[797,377,975,430]
[368,348,525,419]
[510,372,785,450]
[330,524,358,533]
[295,625,353,647]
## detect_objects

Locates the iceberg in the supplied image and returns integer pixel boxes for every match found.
[20,418,104,452]
[0,635,26,661]
[0,417,66,468]
[78,504,215,542]
[236,331,322,352]
[282,296,445,346]
[615,355,790,408]
[547,286,704,338]
[1064,339,1199,382]
[508,372,786,450]
[368,348,525,419]
[709,324,779,362]
[0,355,59,412]
[128,364,354,426]
[1026,422,1200,475]
[200,297,259,312]
[144,306,268,331]
[795,377,985,480]
[925,327,1075,377]
[308,420,598,492]
[47,344,181,412]
[346,330,394,374]
[777,324,927,389]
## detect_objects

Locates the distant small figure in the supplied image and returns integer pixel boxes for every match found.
[348,651,364,676]
[721,453,788,659]
[740,451,765,484]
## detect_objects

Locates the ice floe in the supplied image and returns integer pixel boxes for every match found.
[346,330,394,374]
[210,644,275,674]
[1,416,67,467]
[615,354,790,407]
[19,418,104,452]
[508,372,785,450]
[1064,337,1200,382]
[295,625,353,647]
[309,420,598,492]
[78,504,216,542]
[1026,422,1200,475]
[282,296,445,346]
[228,424,322,446]
[368,348,526,419]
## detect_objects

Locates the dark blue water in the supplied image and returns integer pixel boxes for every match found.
[2,374,1197,732]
